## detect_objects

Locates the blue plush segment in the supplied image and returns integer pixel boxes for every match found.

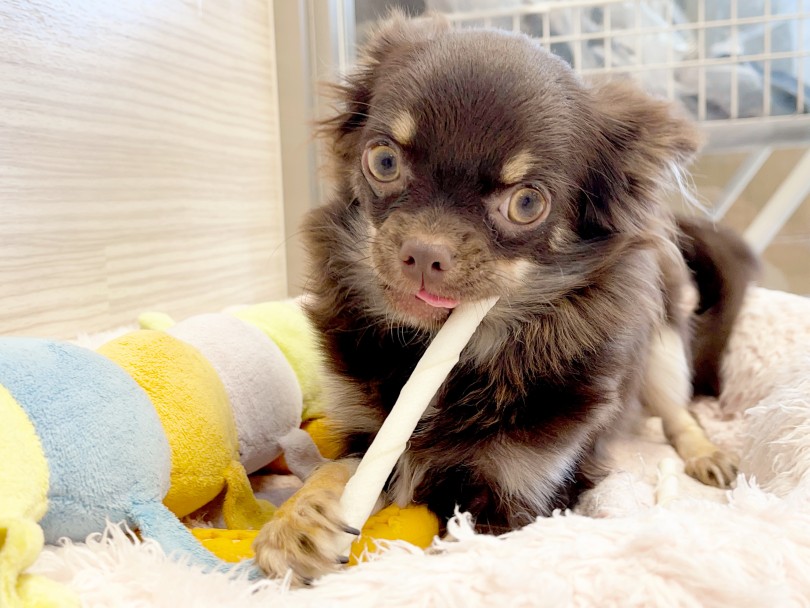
[0,338,172,543]
[129,502,235,573]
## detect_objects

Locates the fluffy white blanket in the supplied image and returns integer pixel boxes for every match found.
[31,287,810,607]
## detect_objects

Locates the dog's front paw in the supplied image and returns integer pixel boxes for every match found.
[253,461,358,584]
[684,450,737,488]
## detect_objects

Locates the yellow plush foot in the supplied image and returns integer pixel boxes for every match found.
[191,528,260,563]
[1,518,79,608]
[221,461,276,530]
[347,503,439,565]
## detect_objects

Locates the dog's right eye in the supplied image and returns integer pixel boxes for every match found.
[500,186,550,226]
[365,144,400,183]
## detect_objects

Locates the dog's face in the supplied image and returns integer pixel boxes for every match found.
[319,14,700,330]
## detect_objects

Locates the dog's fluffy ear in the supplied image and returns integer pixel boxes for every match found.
[580,79,703,237]
[318,11,449,160]
[357,9,449,71]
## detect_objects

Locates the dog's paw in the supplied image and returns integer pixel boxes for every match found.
[684,450,737,488]
[253,461,358,584]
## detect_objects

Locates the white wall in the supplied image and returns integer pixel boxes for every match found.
[0,0,288,338]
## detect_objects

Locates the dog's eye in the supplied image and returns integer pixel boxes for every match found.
[501,187,550,225]
[366,144,400,182]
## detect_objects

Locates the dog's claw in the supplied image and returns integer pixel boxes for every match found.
[337,555,350,565]
[342,525,361,536]
[685,450,737,488]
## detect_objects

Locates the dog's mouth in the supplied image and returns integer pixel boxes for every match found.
[415,288,459,309]
[382,285,461,325]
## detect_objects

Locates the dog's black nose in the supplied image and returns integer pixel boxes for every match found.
[400,239,454,285]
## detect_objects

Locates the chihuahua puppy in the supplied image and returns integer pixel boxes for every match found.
[254,13,757,582]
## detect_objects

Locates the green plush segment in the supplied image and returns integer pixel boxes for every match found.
[232,300,325,420]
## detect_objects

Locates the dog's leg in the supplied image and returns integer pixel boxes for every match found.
[643,326,737,488]
[253,458,360,583]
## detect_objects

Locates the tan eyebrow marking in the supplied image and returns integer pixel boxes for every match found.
[390,111,416,145]
[500,150,535,184]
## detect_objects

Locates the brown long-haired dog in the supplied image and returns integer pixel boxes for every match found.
[254,13,758,582]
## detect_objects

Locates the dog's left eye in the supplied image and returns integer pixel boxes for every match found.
[501,187,550,225]
[366,144,400,182]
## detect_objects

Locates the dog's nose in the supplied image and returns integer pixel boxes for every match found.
[400,239,454,285]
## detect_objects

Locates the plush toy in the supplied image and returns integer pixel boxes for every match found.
[0,384,79,608]
[298,417,345,460]
[232,300,326,421]
[266,416,346,476]
[0,338,227,575]
[191,528,261,564]
[138,313,325,479]
[194,504,440,565]
[97,331,275,530]
[347,504,439,565]
[0,295,491,589]
[230,300,340,473]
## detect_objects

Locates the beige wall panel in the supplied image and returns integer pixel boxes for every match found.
[692,149,810,294]
[0,0,287,338]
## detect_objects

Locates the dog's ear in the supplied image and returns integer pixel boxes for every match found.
[357,9,450,72]
[580,79,703,237]
[318,11,450,160]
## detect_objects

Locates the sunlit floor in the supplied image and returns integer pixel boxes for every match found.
[690,147,810,295]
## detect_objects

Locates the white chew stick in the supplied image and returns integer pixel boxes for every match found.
[655,457,680,506]
[336,296,500,553]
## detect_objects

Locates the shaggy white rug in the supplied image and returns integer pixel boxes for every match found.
[30,287,810,607]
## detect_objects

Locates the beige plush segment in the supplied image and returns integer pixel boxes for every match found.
[167,314,303,475]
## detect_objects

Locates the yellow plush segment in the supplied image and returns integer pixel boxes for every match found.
[232,301,325,420]
[348,504,440,565]
[191,528,258,563]
[0,386,79,608]
[302,418,345,460]
[221,461,276,530]
[0,387,49,521]
[195,504,439,566]
[98,331,273,527]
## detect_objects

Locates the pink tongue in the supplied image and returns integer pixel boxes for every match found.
[416,289,459,309]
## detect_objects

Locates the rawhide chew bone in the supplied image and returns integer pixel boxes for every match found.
[336,296,500,553]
